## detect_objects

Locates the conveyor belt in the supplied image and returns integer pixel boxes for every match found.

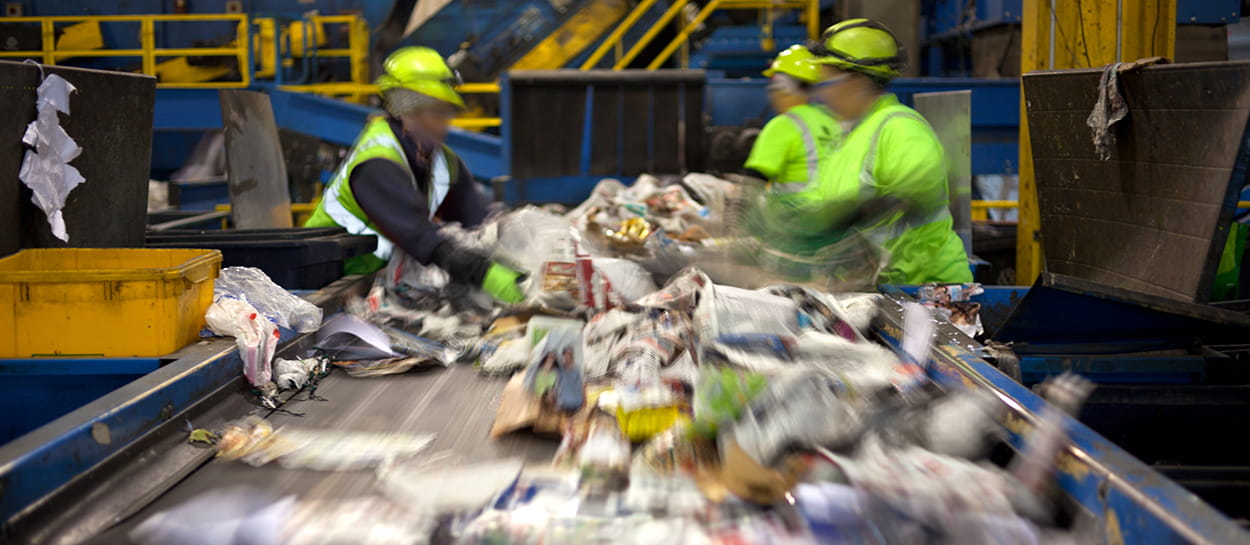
[85,364,559,543]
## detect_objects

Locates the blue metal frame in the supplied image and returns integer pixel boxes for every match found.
[874,289,1250,544]
[0,358,164,444]
[0,338,264,522]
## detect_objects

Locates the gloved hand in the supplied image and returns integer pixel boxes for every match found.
[482,263,525,303]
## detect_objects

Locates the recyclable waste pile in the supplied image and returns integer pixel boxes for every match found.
[168,174,1091,545]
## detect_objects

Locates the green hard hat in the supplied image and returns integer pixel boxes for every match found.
[375,46,465,108]
[762,44,823,84]
[810,18,904,80]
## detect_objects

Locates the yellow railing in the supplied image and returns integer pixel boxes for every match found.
[970,200,1250,221]
[0,14,252,88]
[274,14,371,102]
[580,0,820,70]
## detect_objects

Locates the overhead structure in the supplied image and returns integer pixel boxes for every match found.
[1016,0,1177,285]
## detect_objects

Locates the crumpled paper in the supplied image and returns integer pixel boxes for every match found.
[19,73,84,242]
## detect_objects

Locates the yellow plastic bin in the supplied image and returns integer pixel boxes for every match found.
[0,248,223,358]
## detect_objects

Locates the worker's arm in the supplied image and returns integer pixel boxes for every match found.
[767,115,945,234]
[743,116,801,182]
[350,158,492,286]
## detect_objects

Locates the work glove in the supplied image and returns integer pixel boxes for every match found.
[482,263,525,304]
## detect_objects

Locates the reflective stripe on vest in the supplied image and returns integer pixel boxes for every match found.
[782,110,820,186]
[430,149,450,219]
[321,175,395,261]
[316,118,453,261]
[857,110,953,244]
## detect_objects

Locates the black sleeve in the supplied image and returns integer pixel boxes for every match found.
[351,158,493,285]
[434,156,495,228]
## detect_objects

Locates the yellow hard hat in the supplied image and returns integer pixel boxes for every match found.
[762,44,823,84]
[375,46,465,108]
[810,19,904,80]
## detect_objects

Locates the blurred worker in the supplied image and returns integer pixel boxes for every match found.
[744,45,837,191]
[305,47,525,302]
[763,19,970,284]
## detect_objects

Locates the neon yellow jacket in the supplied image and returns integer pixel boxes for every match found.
[761,94,971,284]
[744,103,838,186]
[305,116,456,275]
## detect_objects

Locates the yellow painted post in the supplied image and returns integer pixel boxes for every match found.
[615,0,690,69]
[580,0,661,70]
[349,16,370,103]
[806,0,819,40]
[238,18,251,87]
[646,0,722,70]
[41,20,54,64]
[1122,0,1176,60]
[1016,0,1175,285]
[140,17,156,77]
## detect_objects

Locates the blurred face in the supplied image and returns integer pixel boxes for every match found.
[766,74,808,113]
[400,102,457,144]
[812,66,860,117]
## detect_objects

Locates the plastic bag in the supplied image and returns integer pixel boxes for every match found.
[19,73,84,243]
[215,267,323,332]
[593,258,657,302]
[273,357,323,390]
[494,207,580,276]
[206,298,279,386]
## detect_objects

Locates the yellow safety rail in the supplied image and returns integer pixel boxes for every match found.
[581,0,820,70]
[283,14,370,102]
[0,14,251,88]
[969,200,1250,222]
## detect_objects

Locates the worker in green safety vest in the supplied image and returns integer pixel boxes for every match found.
[744,45,838,191]
[757,19,971,285]
[305,46,525,303]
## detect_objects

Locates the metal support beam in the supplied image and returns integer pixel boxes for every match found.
[1016,0,1176,285]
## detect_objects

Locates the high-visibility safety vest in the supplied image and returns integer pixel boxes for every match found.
[762,94,971,285]
[305,116,455,275]
[744,103,837,189]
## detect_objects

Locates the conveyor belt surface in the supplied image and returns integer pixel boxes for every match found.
[85,364,558,544]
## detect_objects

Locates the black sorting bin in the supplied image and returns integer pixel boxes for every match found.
[146,228,377,289]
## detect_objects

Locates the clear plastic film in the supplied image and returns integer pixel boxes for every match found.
[19,72,84,242]
[215,267,323,332]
